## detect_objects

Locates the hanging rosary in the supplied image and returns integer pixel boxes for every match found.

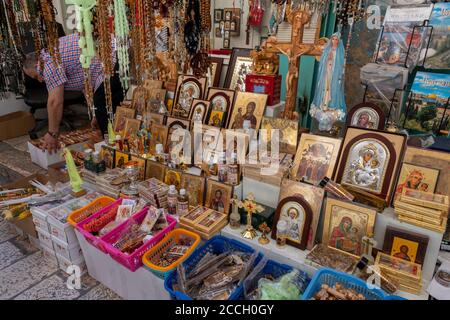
[96,0,114,121]
[0,0,27,95]
[114,0,130,92]
[190,0,210,77]
[142,0,157,79]
[40,0,61,68]
[65,0,97,118]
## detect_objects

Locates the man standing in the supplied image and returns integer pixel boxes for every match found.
[23,32,124,153]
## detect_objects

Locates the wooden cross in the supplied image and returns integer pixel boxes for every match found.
[264,9,327,120]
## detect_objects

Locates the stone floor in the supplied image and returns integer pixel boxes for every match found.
[0,108,122,300]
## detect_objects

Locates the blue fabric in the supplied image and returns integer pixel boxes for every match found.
[310,32,347,119]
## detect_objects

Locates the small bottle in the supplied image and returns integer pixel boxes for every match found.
[167,185,178,216]
[229,196,241,229]
[177,189,189,218]
[115,135,123,151]
[319,177,355,201]
[217,152,228,183]
[276,220,288,248]
[227,152,240,186]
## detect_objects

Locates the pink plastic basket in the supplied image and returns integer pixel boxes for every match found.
[101,207,177,272]
[75,198,123,253]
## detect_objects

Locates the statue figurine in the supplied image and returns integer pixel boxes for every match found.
[309,32,347,132]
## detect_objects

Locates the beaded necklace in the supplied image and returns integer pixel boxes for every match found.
[114,0,130,91]
[97,0,114,120]
[40,0,61,67]
[143,0,157,79]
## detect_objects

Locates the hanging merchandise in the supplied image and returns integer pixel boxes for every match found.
[96,0,114,121]
[291,0,331,16]
[40,0,61,67]
[335,0,366,28]
[184,0,201,57]
[114,0,130,92]
[190,0,211,77]
[65,0,97,118]
[142,0,157,79]
[246,0,265,45]
[268,0,287,35]
[248,0,265,26]
[0,0,26,96]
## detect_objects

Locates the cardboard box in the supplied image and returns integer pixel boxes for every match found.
[1,173,49,238]
[28,141,86,169]
[0,111,35,141]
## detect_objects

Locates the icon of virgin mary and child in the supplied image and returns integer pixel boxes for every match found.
[347,143,382,191]
[309,32,346,132]
[329,216,361,256]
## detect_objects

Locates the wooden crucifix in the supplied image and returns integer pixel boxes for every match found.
[264,9,327,120]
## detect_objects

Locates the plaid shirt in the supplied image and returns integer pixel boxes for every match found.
[39,33,111,93]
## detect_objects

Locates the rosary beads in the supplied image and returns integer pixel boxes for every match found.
[114,0,130,91]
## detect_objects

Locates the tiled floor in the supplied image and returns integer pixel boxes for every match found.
[0,216,121,300]
[0,114,122,300]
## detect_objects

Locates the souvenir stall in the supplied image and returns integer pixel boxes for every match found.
[1,0,450,301]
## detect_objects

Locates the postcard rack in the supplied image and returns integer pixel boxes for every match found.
[373,20,434,69]
[401,90,450,134]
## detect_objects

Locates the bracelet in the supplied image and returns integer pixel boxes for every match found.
[46,131,59,139]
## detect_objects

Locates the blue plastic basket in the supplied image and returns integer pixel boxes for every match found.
[235,258,311,300]
[164,235,259,300]
[302,268,392,300]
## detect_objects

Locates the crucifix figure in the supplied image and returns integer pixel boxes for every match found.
[265,9,327,120]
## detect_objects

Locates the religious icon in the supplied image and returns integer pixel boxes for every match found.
[228,92,268,130]
[189,99,209,124]
[132,86,147,117]
[230,21,236,32]
[166,117,190,162]
[208,111,225,127]
[214,9,223,22]
[260,117,299,154]
[145,160,166,181]
[164,169,182,190]
[148,89,167,114]
[101,146,115,169]
[382,226,429,265]
[205,180,233,214]
[123,118,141,140]
[149,124,168,154]
[395,163,439,200]
[335,127,407,204]
[347,102,386,130]
[131,156,146,180]
[115,151,130,169]
[322,198,377,258]
[278,179,324,250]
[341,140,389,193]
[114,107,135,134]
[173,75,206,119]
[181,173,205,207]
[206,88,235,127]
[309,32,347,132]
[292,134,341,185]
[223,38,230,49]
